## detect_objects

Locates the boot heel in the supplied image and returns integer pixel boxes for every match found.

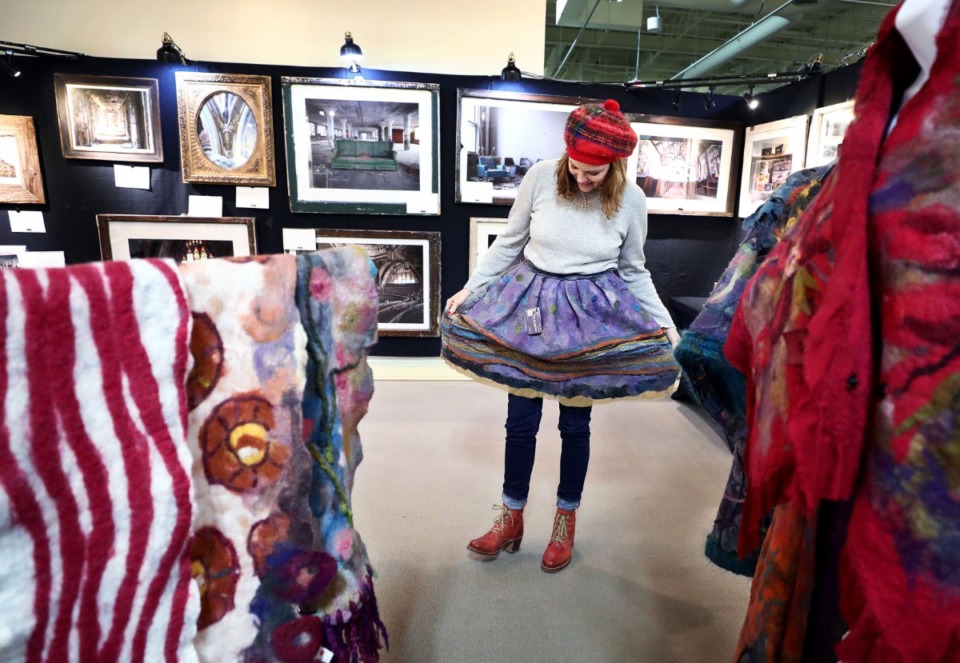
[504,538,522,553]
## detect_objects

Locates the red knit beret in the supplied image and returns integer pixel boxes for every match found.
[564,99,638,165]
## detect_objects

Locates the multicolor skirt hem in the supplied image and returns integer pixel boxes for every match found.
[440,259,680,405]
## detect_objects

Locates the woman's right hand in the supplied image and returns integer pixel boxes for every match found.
[444,288,472,316]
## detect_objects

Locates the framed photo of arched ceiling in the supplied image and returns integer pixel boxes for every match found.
[281,78,440,216]
[175,72,276,186]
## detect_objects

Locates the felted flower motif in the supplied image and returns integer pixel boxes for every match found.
[270,615,325,663]
[186,312,224,411]
[191,526,240,629]
[248,513,291,576]
[269,548,338,604]
[200,393,290,492]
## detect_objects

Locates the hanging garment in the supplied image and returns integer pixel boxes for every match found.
[0,260,199,662]
[182,249,386,663]
[726,2,960,660]
[675,165,830,576]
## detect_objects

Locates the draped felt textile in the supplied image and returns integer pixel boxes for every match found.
[0,260,199,663]
[675,165,830,576]
[442,260,679,406]
[726,2,960,660]
[181,250,385,663]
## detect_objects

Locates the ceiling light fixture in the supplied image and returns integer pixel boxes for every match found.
[501,53,522,81]
[704,86,716,110]
[672,91,681,111]
[646,6,662,33]
[744,85,759,109]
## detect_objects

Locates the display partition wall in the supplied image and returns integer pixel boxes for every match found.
[0,54,861,356]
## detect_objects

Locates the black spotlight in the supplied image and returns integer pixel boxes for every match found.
[0,51,21,79]
[501,53,522,81]
[157,32,186,64]
[704,85,716,111]
[743,85,759,109]
[672,91,681,111]
[340,31,363,73]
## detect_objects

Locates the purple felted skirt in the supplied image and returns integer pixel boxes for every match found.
[440,259,680,405]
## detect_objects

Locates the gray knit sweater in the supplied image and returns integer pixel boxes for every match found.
[464,158,674,328]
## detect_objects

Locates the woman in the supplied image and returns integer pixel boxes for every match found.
[441,99,680,573]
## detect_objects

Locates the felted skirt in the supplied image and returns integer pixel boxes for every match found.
[440,259,680,405]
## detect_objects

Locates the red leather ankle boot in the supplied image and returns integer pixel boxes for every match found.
[467,504,524,557]
[541,508,576,572]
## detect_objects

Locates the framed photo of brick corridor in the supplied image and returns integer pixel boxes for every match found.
[283,227,440,336]
[281,78,440,215]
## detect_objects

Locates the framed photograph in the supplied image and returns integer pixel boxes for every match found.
[626,115,741,216]
[53,74,163,163]
[457,89,597,206]
[175,72,276,186]
[283,227,441,337]
[469,217,508,273]
[0,245,26,269]
[805,99,855,168]
[737,114,810,218]
[0,115,46,205]
[281,77,440,215]
[96,214,256,262]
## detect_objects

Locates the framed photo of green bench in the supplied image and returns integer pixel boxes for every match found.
[281,77,440,215]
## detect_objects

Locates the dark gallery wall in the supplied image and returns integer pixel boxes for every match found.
[0,54,861,356]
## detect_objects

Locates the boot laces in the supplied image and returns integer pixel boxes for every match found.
[490,504,512,534]
[550,513,569,545]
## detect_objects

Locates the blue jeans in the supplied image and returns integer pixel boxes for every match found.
[501,394,592,511]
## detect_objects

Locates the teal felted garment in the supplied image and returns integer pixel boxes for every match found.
[674,164,831,576]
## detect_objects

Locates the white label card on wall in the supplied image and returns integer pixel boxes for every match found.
[282,227,317,253]
[188,195,224,217]
[19,251,66,268]
[405,193,440,215]
[236,186,270,209]
[8,210,46,233]
[461,181,494,204]
[114,165,151,190]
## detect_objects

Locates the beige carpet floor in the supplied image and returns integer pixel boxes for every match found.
[352,380,752,663]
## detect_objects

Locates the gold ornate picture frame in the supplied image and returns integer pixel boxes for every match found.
[0,114,46,205]
[175,72,276,186]
[54,74,163,163]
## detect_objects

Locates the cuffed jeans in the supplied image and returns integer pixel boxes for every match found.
[501,394,592,511]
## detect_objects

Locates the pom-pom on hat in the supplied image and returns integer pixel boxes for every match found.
[564,99,638,165]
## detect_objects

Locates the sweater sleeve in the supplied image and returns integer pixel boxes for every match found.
[618,204,675,328]
[463,161,542,292]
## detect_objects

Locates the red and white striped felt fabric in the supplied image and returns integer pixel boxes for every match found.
[0,259,199,663]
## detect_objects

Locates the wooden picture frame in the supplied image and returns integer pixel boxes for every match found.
[469,216,508,273]
[54,74,163,163]
[805,99,855,168]
[456,89,598,206]
[282,227,441,337]
[96,214,256,261]
[626,114,741,216]
[281,77,440,215]
[737,114,809,218]
[175,72,276,186]
[0,114,46,205]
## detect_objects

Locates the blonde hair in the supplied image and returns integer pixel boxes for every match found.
[555,154,627,219]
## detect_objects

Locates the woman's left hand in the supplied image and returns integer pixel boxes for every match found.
[663,327,681,348]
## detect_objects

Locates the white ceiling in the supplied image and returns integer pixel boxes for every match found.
[543,0,895,92]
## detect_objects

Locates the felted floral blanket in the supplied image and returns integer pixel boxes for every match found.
[0,248,385,663]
